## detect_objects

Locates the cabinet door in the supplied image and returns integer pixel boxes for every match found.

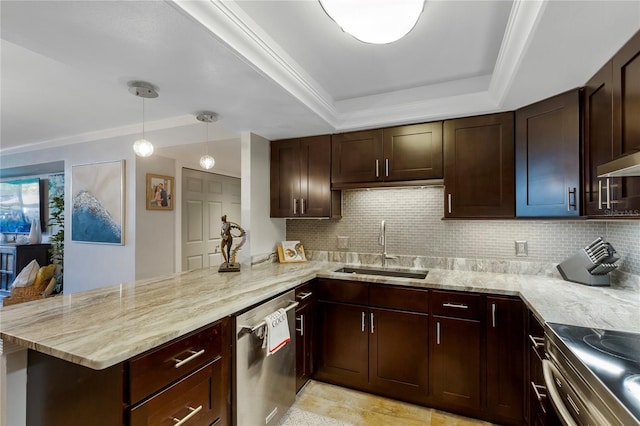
[315,301,369,389]
[430,315,482,411]
[300,135,332,217]
[331,129,383,184]
[612,30,640,211]
[383,122,443,181]
[444,112,515,218]
[486,297,525,424]
[516,90,581,217]
[583,61,615,216]
[369,307,429,404]
[295,301,314,392]
[270,139,301,217]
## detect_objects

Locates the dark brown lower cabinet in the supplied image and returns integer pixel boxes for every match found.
[430,315,482,413]
[26,318,231,426]
[369,307,429,404]
[315,300,369,390]
[486,296,525,425]
[295,281,316,392]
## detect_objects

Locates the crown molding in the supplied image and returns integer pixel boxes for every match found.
[171,0,338,127]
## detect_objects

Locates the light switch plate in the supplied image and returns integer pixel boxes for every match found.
[337,236,349,249]
[515,241,528,257]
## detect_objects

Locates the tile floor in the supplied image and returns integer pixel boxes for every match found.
[280,380,496,426]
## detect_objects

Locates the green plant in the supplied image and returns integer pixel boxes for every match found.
[48,192,64,292]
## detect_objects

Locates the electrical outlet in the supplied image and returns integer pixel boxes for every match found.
[337,236,349,249]
[515,241,528,257]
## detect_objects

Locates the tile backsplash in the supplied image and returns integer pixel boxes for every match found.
[286,187,640,276]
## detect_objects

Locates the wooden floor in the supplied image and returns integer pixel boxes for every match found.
[280,380,495,426]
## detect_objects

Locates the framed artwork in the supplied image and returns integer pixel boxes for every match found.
[71,160,125,245]
[146,173,174,211]
[277,241,307,263]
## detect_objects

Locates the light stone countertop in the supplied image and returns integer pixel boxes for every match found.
[1,261,639,370]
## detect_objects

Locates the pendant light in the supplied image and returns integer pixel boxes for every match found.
[196,112,218,170]
[319,0,424,44]
[128,81,158,157]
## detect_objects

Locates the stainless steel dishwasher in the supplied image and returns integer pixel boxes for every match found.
[233,290,298,426]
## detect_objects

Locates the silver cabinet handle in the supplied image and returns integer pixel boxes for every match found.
[491,303,496,328]
[370,312,374,334]
[531,382,547,403]
[529,335,545,349]
[300,198,305,215]
[567,187,577,211]
[293,198,298,215]
[566,394,580,416]
[543,360,579,426]
[361,311,365,332]
[385,158,389,177]
[443,302,468,309]
[605,178,611,209]
[297,291,313,300]
[598,180,603,209]
[375,159,380,178]
[296,314,304,336]
[172,405,203,426]
[436,321,441,345]
[447,193,452,214]
[174,349,205,369]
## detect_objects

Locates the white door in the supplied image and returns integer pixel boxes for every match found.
[181,168,241,271]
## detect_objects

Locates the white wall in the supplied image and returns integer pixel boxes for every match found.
[241,132,285,263]
[135,155,176,280]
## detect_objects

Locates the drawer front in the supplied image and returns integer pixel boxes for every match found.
[295,280,315,302]
[431,290,483,319]
[129,322,223,404]
[317,279,368,305]
[369,284,429,313]
[129,358,221,426]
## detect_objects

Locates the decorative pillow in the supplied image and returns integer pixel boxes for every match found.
[42,277,57,297]
[12,260,40,287]
[34,264,57,289]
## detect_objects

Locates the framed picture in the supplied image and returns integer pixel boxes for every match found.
[71,160,125,245]
[277,241,307,263]
[146,173,174,211]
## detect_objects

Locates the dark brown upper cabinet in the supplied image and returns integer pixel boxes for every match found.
[270,135,340,218]
[443,112,515,218]
[584,30,640,217]
[515,89,581,217]
[331,122,443,188]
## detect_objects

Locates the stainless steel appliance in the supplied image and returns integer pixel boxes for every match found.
[545,323,640,425]
[557,237,620,286]
[233,290,298,426]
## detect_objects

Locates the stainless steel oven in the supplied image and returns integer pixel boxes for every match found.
[545,323,640,425]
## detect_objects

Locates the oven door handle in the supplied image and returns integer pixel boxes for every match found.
[542,359,579,426]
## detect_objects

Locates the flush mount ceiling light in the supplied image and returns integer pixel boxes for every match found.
[128,81,158,157]
[319,0,424,44]
[196,112,218,170]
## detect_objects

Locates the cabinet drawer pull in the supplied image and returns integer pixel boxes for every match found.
[172,405,203,426]
[385,158,389,177]
[293,198,298,215]
[529,335,545,349]
[531,382,547,403]
[361,311,365,332]
[174,349,205,368]
[442,302,468,309]
[447,193,452,214]
[370,312,374,334]
[296,314,304,336]
[300,198,305,215]
[436,321,441,345]
[297,291,313,300]
[375,160,380,178]
[605,178,611,209]
[598,180,602,209]
[567,187,577,211]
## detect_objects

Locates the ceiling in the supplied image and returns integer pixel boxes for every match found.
[1,1,639,173]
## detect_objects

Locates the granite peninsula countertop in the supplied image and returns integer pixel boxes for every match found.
[1,261,639,370]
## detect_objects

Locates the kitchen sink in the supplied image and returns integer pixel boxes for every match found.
[333,266,428,279]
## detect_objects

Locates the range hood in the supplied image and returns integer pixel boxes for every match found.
[597,151,640,177]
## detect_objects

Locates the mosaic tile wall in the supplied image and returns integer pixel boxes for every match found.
[286,187,640,275]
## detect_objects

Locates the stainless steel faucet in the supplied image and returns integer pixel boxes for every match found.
[379,220,397,267]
